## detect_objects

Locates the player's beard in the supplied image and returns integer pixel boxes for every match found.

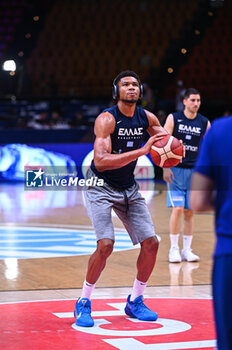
[121,98,138,104]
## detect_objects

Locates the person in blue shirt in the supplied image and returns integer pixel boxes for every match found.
[190,116,232,350]
[163,88,210,263]
[74,70,171,327]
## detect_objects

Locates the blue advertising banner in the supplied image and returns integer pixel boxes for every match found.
[0,143,154,182]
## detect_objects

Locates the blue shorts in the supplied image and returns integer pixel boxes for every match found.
[166,167,193,209]
[84,168,156,245]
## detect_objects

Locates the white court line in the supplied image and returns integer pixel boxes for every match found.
[104,338,216,350]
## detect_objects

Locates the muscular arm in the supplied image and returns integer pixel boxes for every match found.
[190,172,215,211]
[94,112,165,172]
[145,109,169,136]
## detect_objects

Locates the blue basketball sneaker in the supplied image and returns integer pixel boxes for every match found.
[125,295,158,321]
[74,298,94,327]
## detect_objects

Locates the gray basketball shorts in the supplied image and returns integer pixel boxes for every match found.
[84,168,156,245]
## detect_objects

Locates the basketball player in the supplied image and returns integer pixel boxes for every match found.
[163,88,210,263]
[74,70,172,327]
[190,116,232,350]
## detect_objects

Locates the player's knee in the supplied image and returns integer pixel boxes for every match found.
[184,209,193,219]
[142,236,159,254]
[173,206,184,216]
[151,237,159,254]
[97,239,114,258]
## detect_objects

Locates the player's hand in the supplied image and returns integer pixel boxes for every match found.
[142,133,167,155]
[163,168,174,184]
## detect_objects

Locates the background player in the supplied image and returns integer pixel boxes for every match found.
[190,115,232,350]
[163,88,210,263]
[74,70,172,327]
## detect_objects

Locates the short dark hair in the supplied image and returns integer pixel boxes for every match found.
[184,88,201,100]
[113,70,141,85]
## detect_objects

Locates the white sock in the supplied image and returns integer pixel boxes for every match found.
[170,234,179,248]
[131,278,147,301]
[80,280,96,300]
[183,235,193,251]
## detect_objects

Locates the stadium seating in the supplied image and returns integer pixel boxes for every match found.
[25,0,199,97]
[170,0,232,100]
[0,0,23,58]
[0,0,231,117]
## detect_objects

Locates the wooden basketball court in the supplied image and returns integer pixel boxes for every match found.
[0,181,216,349]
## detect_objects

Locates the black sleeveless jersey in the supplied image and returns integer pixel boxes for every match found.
[172,111,208,168]
[91,104,149,189]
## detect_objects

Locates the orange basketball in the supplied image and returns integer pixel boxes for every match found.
[150,134,184,168]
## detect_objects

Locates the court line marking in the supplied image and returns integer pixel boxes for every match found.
[104,338,216,349]
[0,296,212,305]
[0,225,137,259]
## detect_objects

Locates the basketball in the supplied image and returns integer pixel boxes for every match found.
[150,134,184,168]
